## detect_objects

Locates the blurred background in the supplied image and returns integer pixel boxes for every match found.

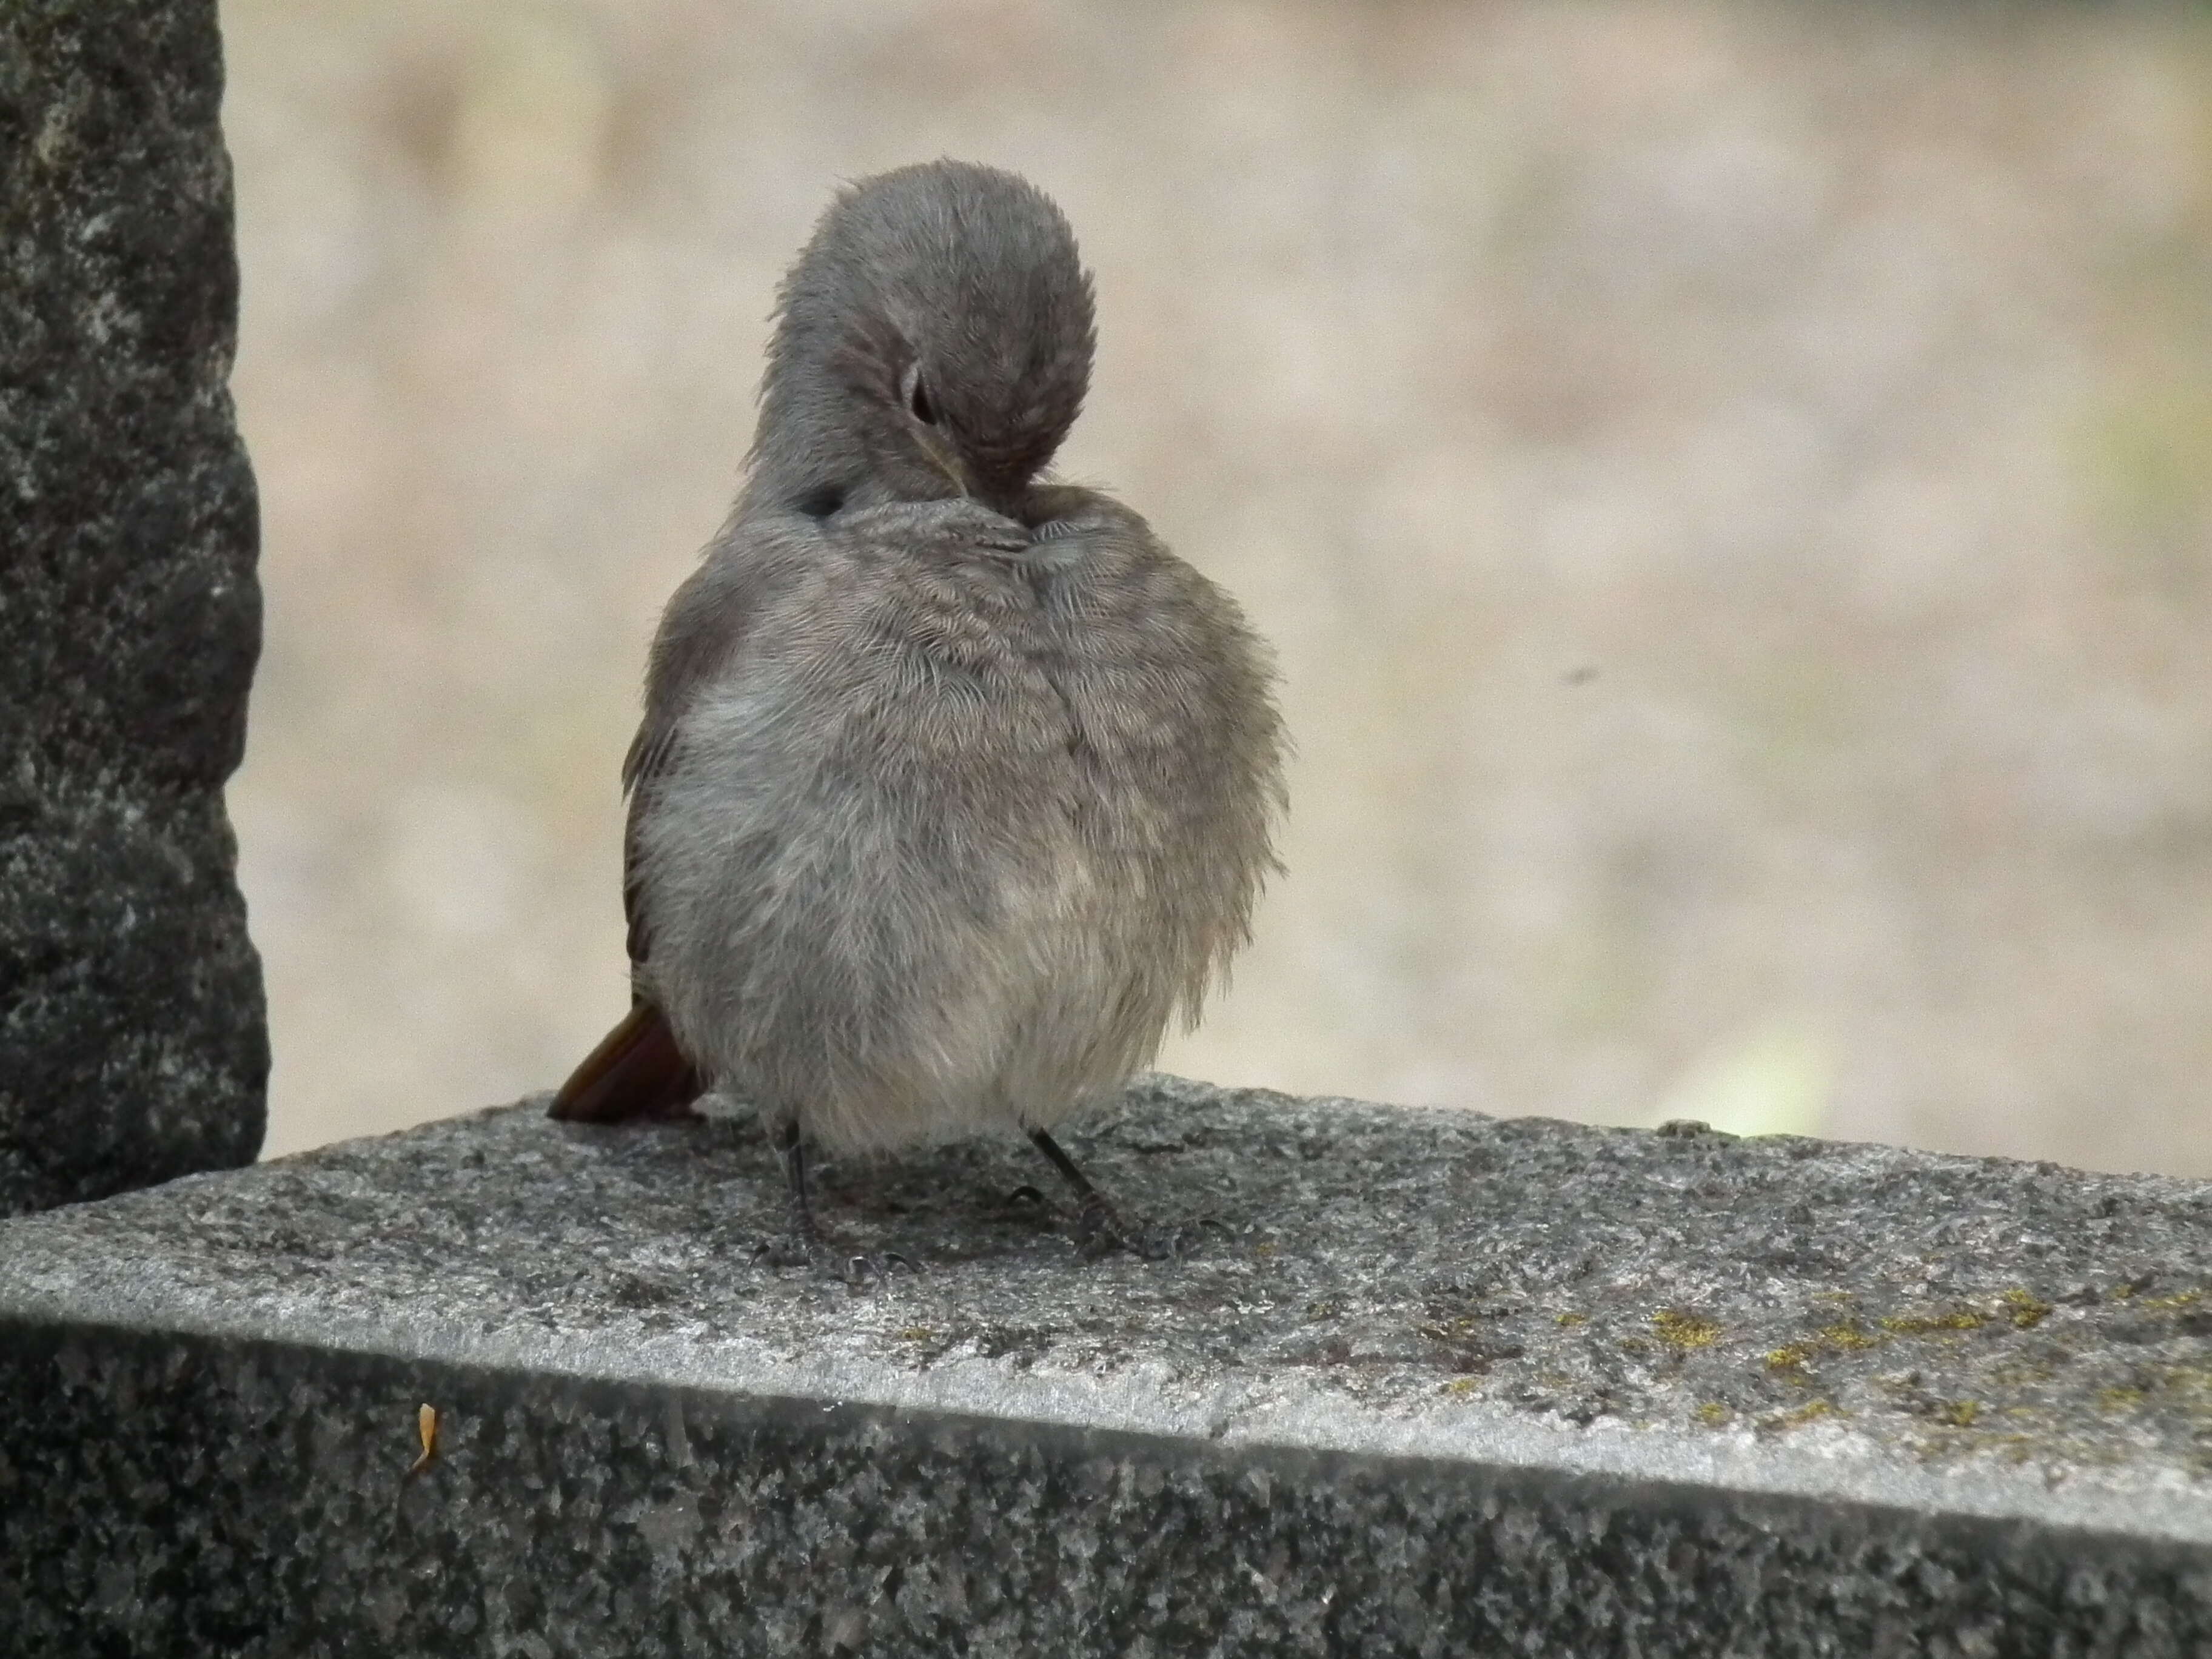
[220,0,2212,1175]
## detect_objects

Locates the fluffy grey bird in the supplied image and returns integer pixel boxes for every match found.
[550,160,1284,1263]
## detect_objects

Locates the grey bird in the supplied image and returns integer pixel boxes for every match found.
[549,160,1285,1264]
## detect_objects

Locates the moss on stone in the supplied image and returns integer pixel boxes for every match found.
[2000,1289,2052,1329]
[1880,1309,1988,1335]
[1651,1309,1721,1351]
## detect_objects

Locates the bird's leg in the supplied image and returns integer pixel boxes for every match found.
[754,1119,919,1286]
[777,1118,825,1255]
[751,1118,826,1269]
[1027,1128,1180,1261]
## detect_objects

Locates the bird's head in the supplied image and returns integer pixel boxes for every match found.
[757,161,1097,520]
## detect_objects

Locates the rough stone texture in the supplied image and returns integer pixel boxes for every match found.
[0,0,267,1213]
[7,1078,2212,1654]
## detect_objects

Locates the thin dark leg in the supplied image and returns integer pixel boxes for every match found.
[1030,1127,1106,1204]
[749,1118,825,1269]
[759,1119,916,1284]
[776,1119,823,1250]
[1029,1128,1165,1259]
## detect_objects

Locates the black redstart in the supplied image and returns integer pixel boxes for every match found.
[551,161,1285,1265]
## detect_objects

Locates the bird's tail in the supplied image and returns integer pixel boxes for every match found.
[548,1000,706,1122]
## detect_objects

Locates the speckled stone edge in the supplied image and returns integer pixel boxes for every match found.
[8,1084,2212,1558]
[10,1255,2211,1558]
[5,1318,2209,1658]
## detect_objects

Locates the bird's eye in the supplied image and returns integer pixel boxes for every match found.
[908,372,938,426]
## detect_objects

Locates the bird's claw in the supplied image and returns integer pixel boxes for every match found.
[749,1231,817,1270]
[842,1250,922,1290]
[751,1233,923,1287]
[1072,1202,1205,1263]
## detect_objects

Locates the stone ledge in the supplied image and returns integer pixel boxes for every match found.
[5,1076,2211,1654]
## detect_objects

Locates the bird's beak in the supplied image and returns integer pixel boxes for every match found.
[917,430,973,498]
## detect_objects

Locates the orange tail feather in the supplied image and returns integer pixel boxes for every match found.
[548,1002,705,1122]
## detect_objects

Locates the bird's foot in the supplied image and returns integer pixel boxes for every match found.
[993,1182,1053,1222]
[749,1228,922,1289]
[840,1250,923,1289]
[1071,1198,1214,1263]
[748,1228,821,1271]
[1022,1127,1205,1262]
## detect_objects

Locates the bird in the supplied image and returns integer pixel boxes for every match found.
[548,159,1285,1267]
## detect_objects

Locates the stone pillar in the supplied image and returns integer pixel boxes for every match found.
[0,0,267,1213]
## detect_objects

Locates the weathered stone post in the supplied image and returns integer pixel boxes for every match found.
[0,0,267,1215]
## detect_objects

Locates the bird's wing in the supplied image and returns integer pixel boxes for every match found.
[620,725,680,970]
[618,518,807,970]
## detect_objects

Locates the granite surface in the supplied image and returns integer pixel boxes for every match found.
[0,0,267,1213]
[6,1076,2212,1654]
